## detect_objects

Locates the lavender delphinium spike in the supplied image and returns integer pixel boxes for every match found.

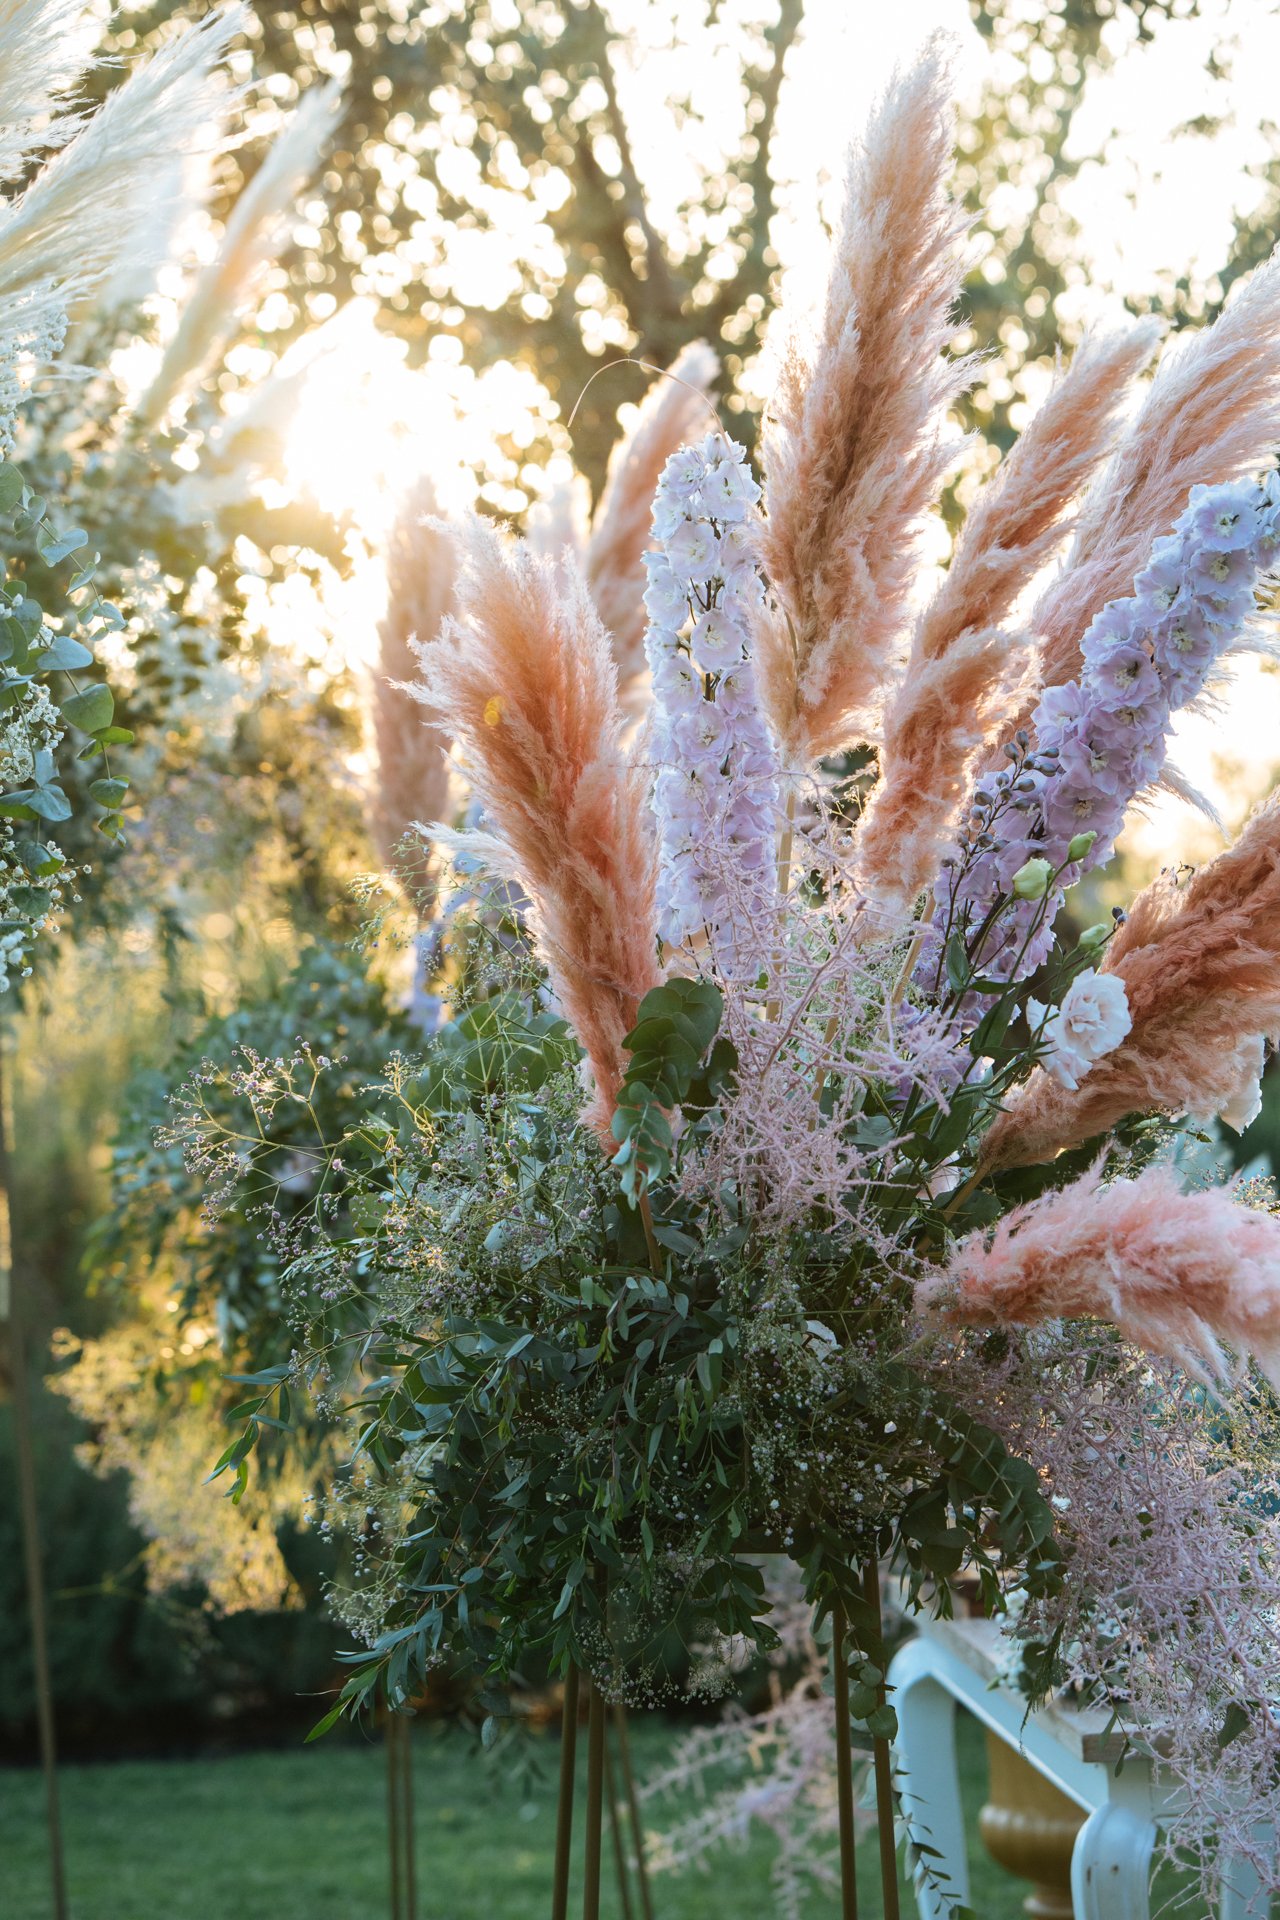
[922,473,1280,991]
[644,434,780,978]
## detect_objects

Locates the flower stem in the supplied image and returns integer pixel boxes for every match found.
[582,1676,606,1920]
[637,1191,663,1274]
[831,1597,861,1920]
[765,788,797,1023]
[862,1559,901,1920]
[611,1703,655,1920]
[551,1667,580,1920]
[602,1721,636,1920]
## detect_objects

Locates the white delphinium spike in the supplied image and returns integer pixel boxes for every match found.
[136,73,343,426]
[644,434,780,979]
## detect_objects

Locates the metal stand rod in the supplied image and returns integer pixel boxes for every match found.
[602,1724,636,1920]
[862,1560,901,1920]
[611,1702,655,1920]
[582,1677,606,1920]
[3,1033,68,1920]
[832,1597,860,1920]
[387,1714,403,1920]
[399,1713,416,1919]
[551,1667,580,1920]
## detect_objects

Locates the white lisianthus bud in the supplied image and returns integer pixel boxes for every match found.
[1067,830,1098,862]
[1012,856,1053,900]
[1079,922,1112,949]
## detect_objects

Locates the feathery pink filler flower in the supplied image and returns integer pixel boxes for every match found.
[921,1161,1280,1388]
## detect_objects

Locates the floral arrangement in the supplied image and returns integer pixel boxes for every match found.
[180,39,1280,1914]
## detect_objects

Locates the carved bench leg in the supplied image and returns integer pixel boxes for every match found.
[887,1641,969,1920]
[1070,1803,1156,1920]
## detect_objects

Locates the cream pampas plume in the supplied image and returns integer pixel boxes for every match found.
[525,468,591,566]
[979,792,1280,1172]
[0,7,245,344]
[1031,250,1280,696]
[584,342,719,699]
[412,516,660,1129]
[921,1162,1280,1388]
[370,477,456,875]
[0,0,99,182]
[855,324,1161,909]
[136,73,342,426]
[757,39,974,766]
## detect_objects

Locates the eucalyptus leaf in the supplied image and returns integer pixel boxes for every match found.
[60,684,114,732]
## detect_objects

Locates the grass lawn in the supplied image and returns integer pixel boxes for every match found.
[0,1709,1177,1919]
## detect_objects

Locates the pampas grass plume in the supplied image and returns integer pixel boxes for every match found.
[412,516,659,1129]
[855,322,1160,908]
[584,341,719,700]
[757,37,973,765]
[0,7,245,337]
[1032,248,1280,694]
[923,1161,1280,1388]
[980,791,1280,1171]
[0,0,99,183]
[370,476,456,877]
[137,72,342,425]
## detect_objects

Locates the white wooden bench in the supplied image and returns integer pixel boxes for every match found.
[887,1615,1266,1919]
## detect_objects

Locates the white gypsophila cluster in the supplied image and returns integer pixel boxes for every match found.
[643,433,780,978]
[0,675,67,990]
[0,306,67,455]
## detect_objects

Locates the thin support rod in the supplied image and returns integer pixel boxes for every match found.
[862,1560,901,1920]
[582,1677,606,1920]
[602,1723,635,1920]
[551,1667,581,1920]
[3,1033,69,1920]
[831,1597,860,1920]
[400,1712,417,1920]
[611,1703,655,1920]
[387,1713,403,1920]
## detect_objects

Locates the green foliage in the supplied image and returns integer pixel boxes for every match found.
[167,953,1064,1732]
[611,978,736,1201]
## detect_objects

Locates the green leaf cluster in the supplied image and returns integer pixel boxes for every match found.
[611,977,736,1202]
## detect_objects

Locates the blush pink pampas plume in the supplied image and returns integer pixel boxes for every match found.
[412,516,660,1129]
[585,341,719,700]
[757,40,974,766]
[370,476,456,874]
[855,324,1161,908]
[979,792,1280,1171]
[922,1162,1280,1387]
[1029,248,1280,699]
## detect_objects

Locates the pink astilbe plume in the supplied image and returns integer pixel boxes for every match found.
[757,38,975,767]
[370,476,456,873]
[922,1162,1280,1387]
[585,341,719,700]
[1029,248,1280,700]
[411,516,659,1129]
[856,323,1161,908]
[951,1331,1280,1894]
[980,791,1280,1172]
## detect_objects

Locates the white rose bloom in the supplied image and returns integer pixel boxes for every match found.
[1029,969,1131,1092]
